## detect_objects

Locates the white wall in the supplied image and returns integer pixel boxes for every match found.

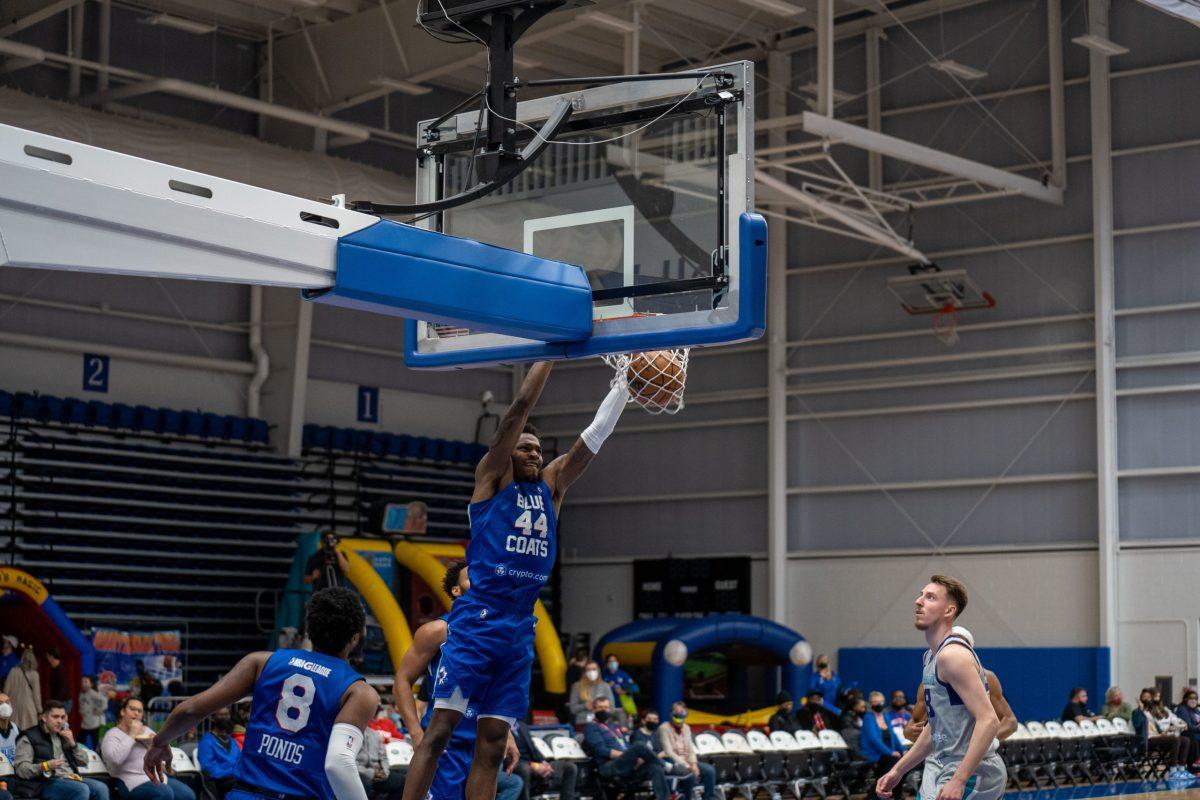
[305,378,482,441]
[1117,546,1200,693]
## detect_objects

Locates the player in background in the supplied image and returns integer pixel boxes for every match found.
[144,588,379,800]
[392,562,521,800]
[401,361,629,800]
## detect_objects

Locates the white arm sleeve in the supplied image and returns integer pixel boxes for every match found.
[580,383,627,454]
[325,723,370,800]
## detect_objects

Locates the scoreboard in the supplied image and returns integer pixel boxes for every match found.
[633,557,751,618]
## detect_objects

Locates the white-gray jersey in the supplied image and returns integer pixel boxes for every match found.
[921,633,998,765]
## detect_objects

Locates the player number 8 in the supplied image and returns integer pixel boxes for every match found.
[276,673,316,732]
[514,510,548,538]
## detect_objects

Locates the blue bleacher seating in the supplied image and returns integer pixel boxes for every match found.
[0,390,10,417]
[159,408,182,435]
[135,405,160,431]
[112,403,136,429]
[66,397,89,425]
[88,400,112,426]
[40,395,65,422]
[15,392,38,418]
[249,418,269,444]
[227,416,249,442]
[203,413,229,440]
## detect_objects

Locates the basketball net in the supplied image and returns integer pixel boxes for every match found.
[601,349,690,415]
[932,303,960,346]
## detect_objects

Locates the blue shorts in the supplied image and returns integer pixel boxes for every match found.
[432,593,537,721]
[428,736,472,800]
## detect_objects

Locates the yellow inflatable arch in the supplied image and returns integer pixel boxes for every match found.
[338,539,567,694]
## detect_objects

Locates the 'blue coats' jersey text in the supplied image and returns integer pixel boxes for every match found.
[466,480,557,611]
[236,649,363,800]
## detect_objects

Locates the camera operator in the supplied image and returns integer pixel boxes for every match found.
[304,531,350,592]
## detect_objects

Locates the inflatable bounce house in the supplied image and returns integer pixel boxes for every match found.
[596,614,812,725]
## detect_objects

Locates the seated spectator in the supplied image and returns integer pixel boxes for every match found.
[568,661,618,727]
[196,714,239,800]
[796,690,839,732]
[1175,688,1200,769]
[839,696,866,754]
[1132,687,1190,770]
[102,697,196,800]
[0,692,18,764]
[512,719,577,800]
[629,708,661,751]
[78,677,107,750]
[769,692,799,734]
[809,655,841,713]
[133,663,161,705]
[861,692,904,797]
[0,637,18,684]
[356,725,405,800]
[603,655,639,704]
[1101,686,1133,722]
[565,647,589,690]
[582,697,668,800]
[14,700,110,800]
[368,704,401,743]
[885,690,912,730]
[5,649,41,731]
[1061,687,1099,722]
[658,702,716,800]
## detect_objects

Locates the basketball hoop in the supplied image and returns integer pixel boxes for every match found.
[601,349,690,415]
[932,303,960,346]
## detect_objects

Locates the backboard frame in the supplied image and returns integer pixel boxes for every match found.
[403,60,762,369]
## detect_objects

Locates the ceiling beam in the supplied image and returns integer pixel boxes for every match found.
[0,0,83,39]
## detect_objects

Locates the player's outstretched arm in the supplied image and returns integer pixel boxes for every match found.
[939,647,1000,800]
[876,722,932,798]
[145,651,270,783]
[392,621,447,749]
[986,671,1018,740]
[474,362,554,500]
[543,380,627,505]
[326,681,381,800]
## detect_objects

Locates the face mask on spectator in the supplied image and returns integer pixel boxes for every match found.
[0,703,11,719]
[607,660,619,673]
[871,702,884,712]
[891,698,905,709]
[594,710,610,723]
[644,717,659,728]
[586,669,600,681]
[672,711,687,726]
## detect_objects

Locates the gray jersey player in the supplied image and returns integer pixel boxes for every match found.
[875,576,1005,800]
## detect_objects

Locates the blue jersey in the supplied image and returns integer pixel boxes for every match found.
[421,622,478,746]
[466,479,557,612]
[236,649,363,800]
[422,624,478,800]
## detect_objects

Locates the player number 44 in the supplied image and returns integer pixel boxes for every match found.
[514,510,548,538]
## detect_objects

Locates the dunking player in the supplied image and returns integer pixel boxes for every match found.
[392,562,522,800]
[876,576,1005,800]
[144,588,378,800]
[401,361,627,800]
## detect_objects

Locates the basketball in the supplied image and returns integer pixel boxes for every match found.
[626,350,685,409]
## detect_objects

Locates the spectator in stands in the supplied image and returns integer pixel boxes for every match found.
[13,700,110,800]
[305,531,350,593]
[582,696,669,800]
[809,654,841,712]
[368,703,401,743]
[659,702,716,800]
[402,501,428,534]
[78,677,106,749]
[1061,687,1099,722]
[1175,688,1200,768]
[1102,686,1133,722]
[861,691,904,797]
[0,691,19,764]
[5,648,41,730]
[357,725,405,800]
[43,650,69,710]
[568,660,618,727]
[603,655,639,701]
[565,647,589,690]
[101,697,196,800]
[0,636,18,683]
[629,708,660,751]
[769,691,799,734]
[886,690,912,729]
[1132,687,1190,770]
[839,695,866,754]
[512,719,577,800]
[196,714,239,800]
[134,662,162,705]
[796,689,839,732]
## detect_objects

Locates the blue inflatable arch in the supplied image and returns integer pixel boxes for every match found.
[596,614,812,719]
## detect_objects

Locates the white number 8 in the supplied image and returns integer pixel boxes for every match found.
[276,674,316,732]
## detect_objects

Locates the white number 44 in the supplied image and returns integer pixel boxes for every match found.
[514,510,548,538]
